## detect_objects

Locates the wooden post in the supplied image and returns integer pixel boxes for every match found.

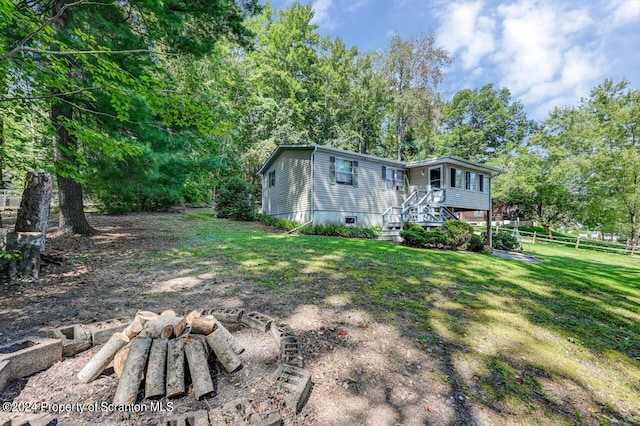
[532,231,537,244]
[575,236,581,250]
[485,210,492,248]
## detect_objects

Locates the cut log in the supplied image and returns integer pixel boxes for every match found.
[122,321,143,340]
[113,336,153,405]
[161,309,177,316]
[173,317,187,337]
[213,321,245,355]
[185,310,201,324]
[166,338,186,399]
[113,344,131,378]
[145,338,168,399]
[206,329,242,373]
[184,336,215,400]
[77,332,129,383]
[139,315,179,339]
[190,317,217,335]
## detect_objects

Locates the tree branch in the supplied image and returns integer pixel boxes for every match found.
[11,47,174,57]
[1,0,116,61]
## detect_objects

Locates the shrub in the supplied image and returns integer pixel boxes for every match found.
[216,176,256,221]
[468,234,487,253]
[298,224,378,239]
[442,220,474,248]
[493,231,520,250]
[257,214,299,231]
[400,227,455,249]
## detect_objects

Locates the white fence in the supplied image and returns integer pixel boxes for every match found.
[498,227,638,256]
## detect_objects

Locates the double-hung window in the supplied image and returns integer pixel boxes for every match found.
[330,156,358,187]
[268,170,276,187]
[383,166,405,191]
[450,168,463,188]
[479,175,489,193]
[465,171,477,191]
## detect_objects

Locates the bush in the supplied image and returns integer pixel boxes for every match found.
[298,223,378,239]
[441,220,474,248]
[257,214,299,231]
[400,227,455,249]
[468,234,487,253]
[216,176,256,221]
[493,231,520,250]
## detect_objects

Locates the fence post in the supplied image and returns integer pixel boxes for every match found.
[631,243,637,256]
[532,231,536,244]
[574,236,581,250]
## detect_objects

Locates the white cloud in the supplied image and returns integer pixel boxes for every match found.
[436,0,608,118]
[609,0,640,27]
[438,1,496,69]
[310,0,336,29]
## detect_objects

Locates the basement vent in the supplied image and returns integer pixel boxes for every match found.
[345,217,357,226]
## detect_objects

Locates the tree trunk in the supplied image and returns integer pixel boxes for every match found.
[542,224,552,239]
[52,98,93,234]
[50,0,92,236]
[14,172,53,252]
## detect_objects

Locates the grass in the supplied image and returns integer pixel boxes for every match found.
[167,211,640,425]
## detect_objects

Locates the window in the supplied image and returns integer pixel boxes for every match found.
[450,167,463,188]
[429,167,441,188]
[268,170,275,187]
[465,171,477,191]
[383,166,406,191]
[330,156,358,187]
[479,175,488,193]
[345,217,357,226]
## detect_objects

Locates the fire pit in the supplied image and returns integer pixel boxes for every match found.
[0,309,312,425]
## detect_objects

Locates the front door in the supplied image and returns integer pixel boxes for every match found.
[428,166,442,189]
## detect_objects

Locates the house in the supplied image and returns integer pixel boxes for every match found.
[258,144,502,241]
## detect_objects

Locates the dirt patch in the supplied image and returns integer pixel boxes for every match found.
[1,211,493,425]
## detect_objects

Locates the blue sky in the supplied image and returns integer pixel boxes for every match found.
[268,0,640,120]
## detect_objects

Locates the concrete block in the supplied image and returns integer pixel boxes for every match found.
[271,364,312,413]
[86,317,130,346]
[51,324,91,357]
[202,308,244,323]
[279,336,304,368]
[0,359,10,393]
[164,409,209,426]
[10,413,56,426]
[0,337,62,382]
[270,322,295,345]
[249,412,283,426]
[241,312,273,332]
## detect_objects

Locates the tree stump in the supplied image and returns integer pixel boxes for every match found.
[14,172,53,252]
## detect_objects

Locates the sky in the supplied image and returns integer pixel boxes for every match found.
[267,0,640,120]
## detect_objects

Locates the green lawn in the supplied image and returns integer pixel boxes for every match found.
[167,211,640,424]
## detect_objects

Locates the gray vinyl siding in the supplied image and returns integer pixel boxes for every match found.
[444,165,492,211]
[313,151,406,226]
[261,149,312,222]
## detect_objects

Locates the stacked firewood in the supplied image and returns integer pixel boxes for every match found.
[77,310,244,405]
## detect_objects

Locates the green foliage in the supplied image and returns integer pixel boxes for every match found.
[257,214,299,231]
[493,231,520,251]
[441,220,474,248]
[400,227,455,249]
[468,234,487,253]
[298,223,378,239]
[438,84,536,163]
[216,176,256,221]
[401,220,475,250]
